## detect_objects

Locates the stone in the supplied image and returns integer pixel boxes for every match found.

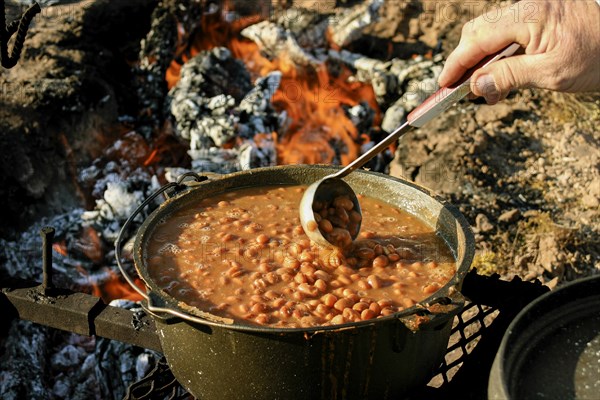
[475,213,494,233]
[475,103,513,125]
[545,276,559,290]
[581,194,599,209]
[523,209,540,218]
[498,209,521,224]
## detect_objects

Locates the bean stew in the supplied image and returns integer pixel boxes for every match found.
[145,185,456,328]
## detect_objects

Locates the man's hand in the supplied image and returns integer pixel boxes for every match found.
[438,0,600,104]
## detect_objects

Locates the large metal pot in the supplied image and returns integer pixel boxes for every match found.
[116,165,475,399]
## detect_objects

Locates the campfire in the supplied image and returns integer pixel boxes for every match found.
[0,0,453,398]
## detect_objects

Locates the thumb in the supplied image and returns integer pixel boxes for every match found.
[470,54,547,104]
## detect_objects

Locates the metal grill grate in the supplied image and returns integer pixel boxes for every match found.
[125,358,192,400]
[427,302,500,388]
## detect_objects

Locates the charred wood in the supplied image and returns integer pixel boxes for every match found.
[274,6,329,50]
[0,321,50,400]
[134,0,203,138]
[330,0,383,48]
[329,48,443,127]
[241,20,321,67]
[169,47,280,173]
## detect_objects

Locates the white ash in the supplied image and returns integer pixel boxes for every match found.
[169,47,281,173]
[346,102,375,133]
[0,321,49,400]
[80,166,160,241]
[329,49,444,109]
[239,71,282,137]
[95,301,160,400]
[188,148,245,173]
[96,181,144,223]
[169,47,251,148]
[329,49,444,133]
[239,0,384,67]
[238,137,277,171]
[330,0,384,48]
[51,344,87,370]
[327,49,390,80]
[241,21,322,67]
[381,100,407,133]
[275,7,330,49]
[0,209,84,283]
[134,0,204,137]
[164,167,194,183]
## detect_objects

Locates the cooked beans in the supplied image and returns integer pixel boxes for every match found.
[312,195,360,249]
[146,185,456,328]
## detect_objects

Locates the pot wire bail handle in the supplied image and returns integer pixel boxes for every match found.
[115,172,208,316]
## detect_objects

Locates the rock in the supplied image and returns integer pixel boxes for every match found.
[587,178,600,197]
[498,209,521,224]
[515,254,533,269]
[537,235,563,275]
[545,276,559,290]
[557,171,572,185]
[475,213,494,233]
[475,103,513,125]
[523,209,540,218]
[523,271,539,281]
[581,194,599,209]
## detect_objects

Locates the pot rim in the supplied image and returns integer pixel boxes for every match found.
[126,165,475,334]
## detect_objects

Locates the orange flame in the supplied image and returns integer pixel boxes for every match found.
[92,269,145,304]
[165,11,380,166]
[75,226,103,264]
[53,241,68,256]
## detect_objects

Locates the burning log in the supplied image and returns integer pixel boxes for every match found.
[328,48,397,105]
[329,0,383,48]
[240,20,322,67]
[241,0,385,68]
[328,48,444,133]
[275,6,329,50]
[169,46,280,172]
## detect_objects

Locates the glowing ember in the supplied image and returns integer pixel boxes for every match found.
[92,269,145,304]
[53,241,68,257]
[74,226,103,264]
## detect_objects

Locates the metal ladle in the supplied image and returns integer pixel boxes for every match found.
[300,43,520,248]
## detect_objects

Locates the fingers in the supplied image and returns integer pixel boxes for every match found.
[469,53,551,104]
[438,1,535,87]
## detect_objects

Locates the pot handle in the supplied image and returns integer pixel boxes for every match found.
[115,172,211,322]
[392,288,466,352]
[398,286,466,330]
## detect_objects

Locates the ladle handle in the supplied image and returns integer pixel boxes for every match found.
[331,43,520,179]
[407,42,521,127]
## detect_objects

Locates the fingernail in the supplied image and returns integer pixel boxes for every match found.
[475,74,500,104]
